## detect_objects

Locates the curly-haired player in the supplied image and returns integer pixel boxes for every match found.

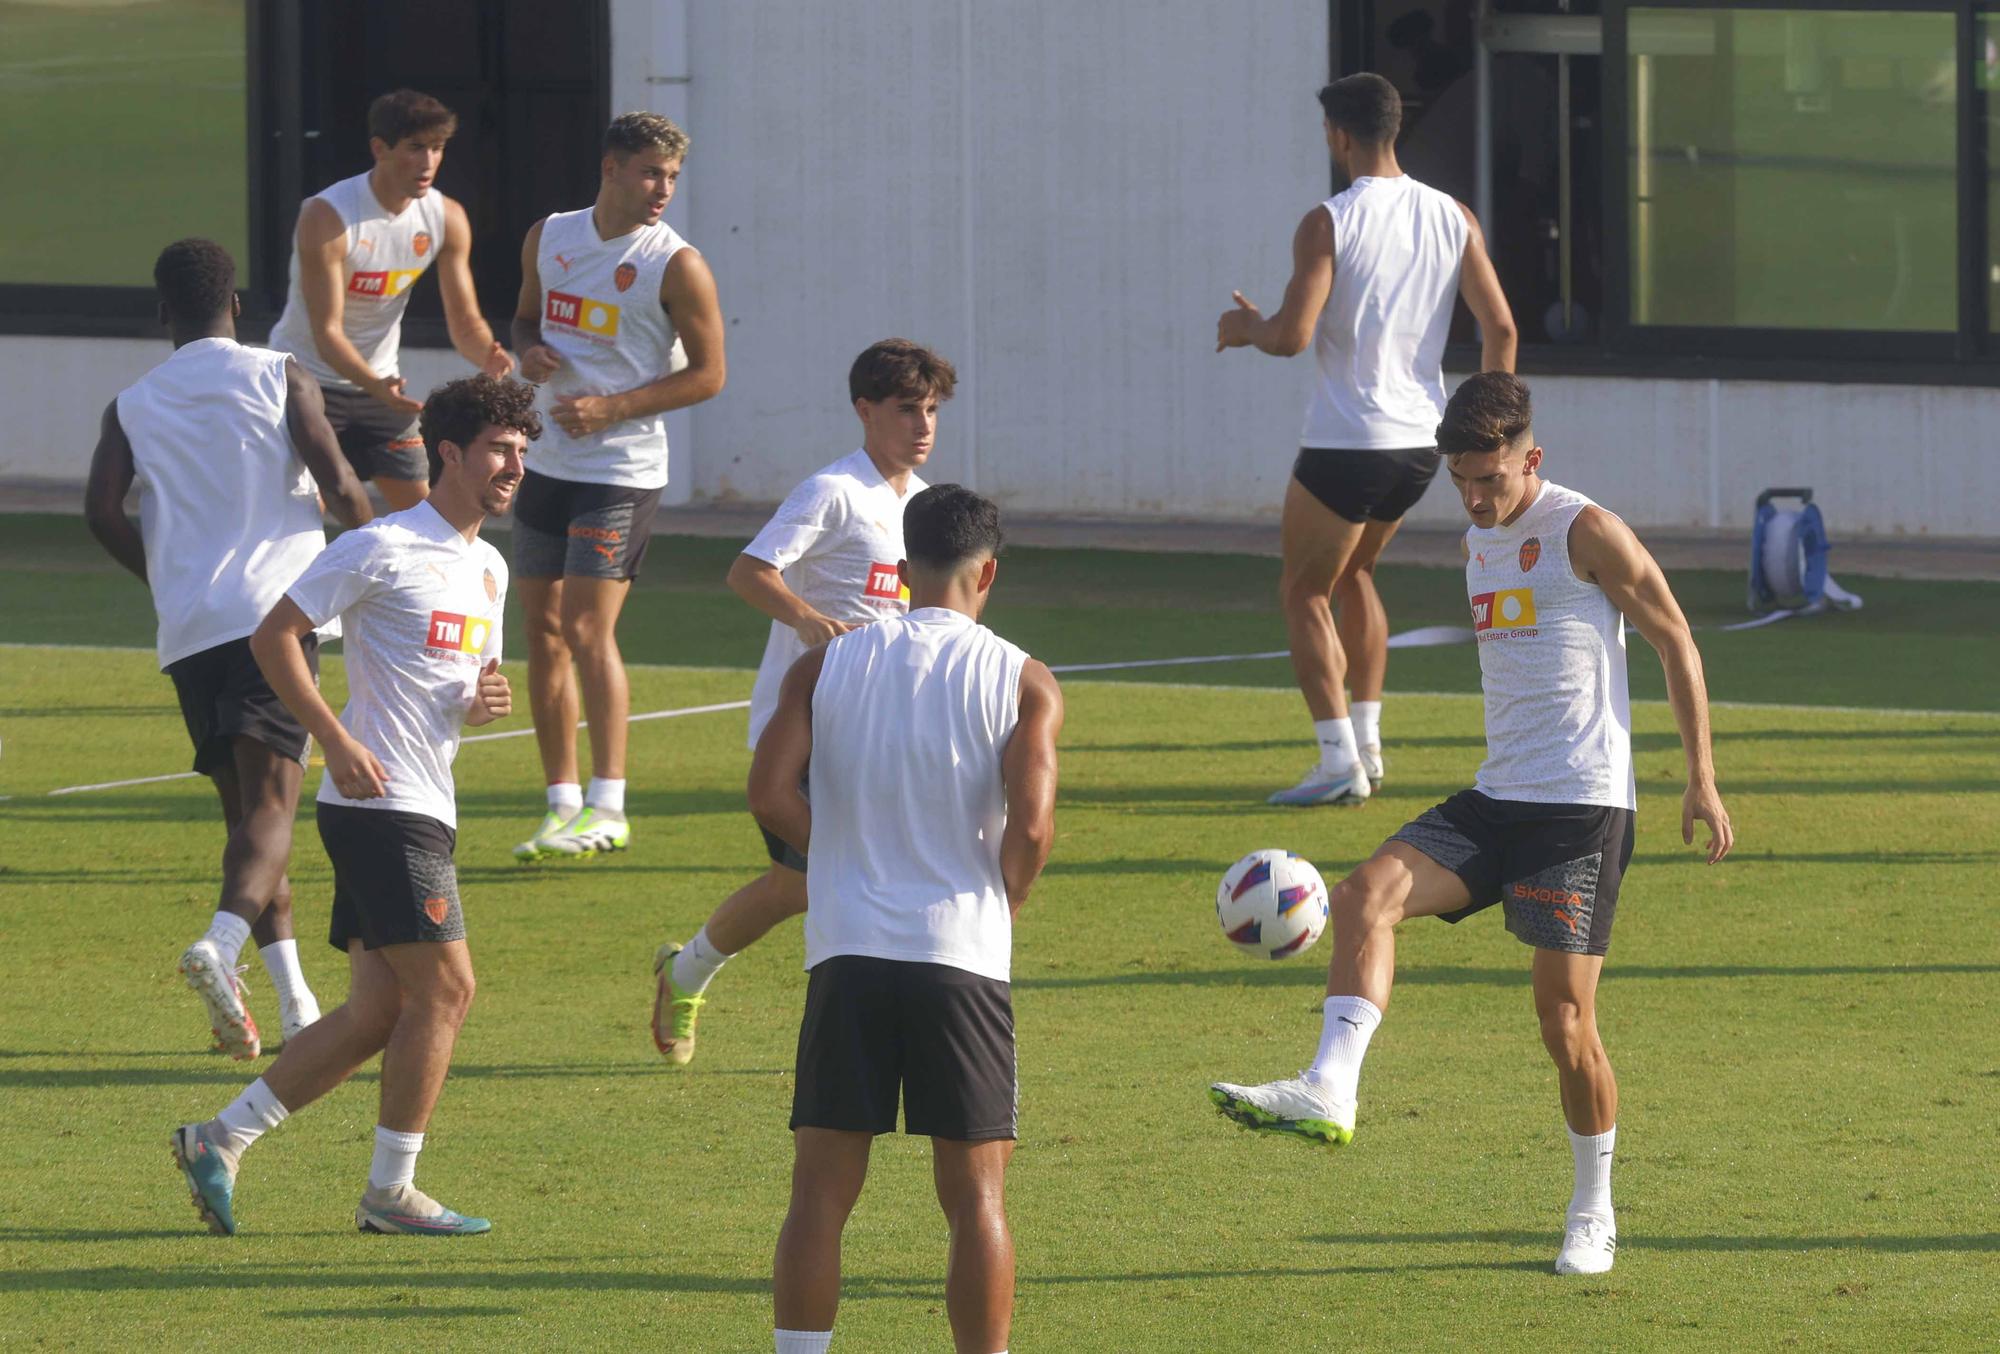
[170,374,538,1237]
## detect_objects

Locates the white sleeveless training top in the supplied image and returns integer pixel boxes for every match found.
[1301,174,1467,450]
[267,172,447,389]
[115,338,327,670]
[805,608,1030,984]
[530,209,688,490]
[1464,481,1635,810]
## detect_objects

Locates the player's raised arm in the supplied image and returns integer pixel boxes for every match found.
[510,217,562,384]
[83,399,147,582]
[1000,660,1065,916]
[747,645,825,856]
[296,199,421,416]
[1216,206,1335,357]
[251,595,388,800]
[437,196,513,378]
[1456,203,1517,374]
[282,359,372,528]
[1571,506,1733,863]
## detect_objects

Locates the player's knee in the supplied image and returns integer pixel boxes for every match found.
[1279,572,1333,613]
[1536,1000,1597,1070]
[1332,862,1399,932]
[407,965,476,1024]
[559,609,611,655]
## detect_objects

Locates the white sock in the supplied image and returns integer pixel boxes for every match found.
[586,777,626,815]
[671,924,734,995]
[774,1331,832,1354]
[1304,995,1381,1107]
[547,781,583,816]
[1350,700,1382,751]
[1567,1125,1616,1224]
[213,1077,288,1155]
[370,1126,425,1191]
[202,911,252,969]
[1312,717,1359,773]
[259,939,317,1017]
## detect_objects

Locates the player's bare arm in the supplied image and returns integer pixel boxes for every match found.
[438,196,513,378]
[282,359,373,528]
[465,658,512,727]
[510,217,563,384]
[1216,206,1334,357]
[251,595,390,799]
[747,645,826,855]
[999,661,1065,916]
[726,553,856,645]
[550,246,726,438]
[83,401,148,582]
[1456,203,1518,374]
[1571,506,1734,863]
[296,198,422,416]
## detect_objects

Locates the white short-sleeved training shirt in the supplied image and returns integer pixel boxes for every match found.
[740,448,925,748]
[284,501,507,829]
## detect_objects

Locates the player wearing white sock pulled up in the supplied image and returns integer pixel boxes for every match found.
[651,340,953,1065]
[1212,373,1733,1276]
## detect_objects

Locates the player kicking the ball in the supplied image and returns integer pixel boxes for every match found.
[1209,373,1733,1276]
[170,375,533,1237]
[508,111,726,862]
[267,89,514,511]
[651,339,952,1064]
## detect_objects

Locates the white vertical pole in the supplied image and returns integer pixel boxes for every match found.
[958,0,981,492]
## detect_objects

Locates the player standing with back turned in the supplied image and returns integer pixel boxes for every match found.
[1210,373,1733,1276]
[86,238,373,1058]
[267,89,514,511]
[1218,73,1516,807]
[509,111,727,863]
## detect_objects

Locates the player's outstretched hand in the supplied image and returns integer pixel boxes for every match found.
[1683,779,1733,864]
[792,614,856,647]
[327,733,390,800]
[1216,291,1261,351]
[480,342,517,379]
[519,345,564,384]
[552,394,618,438]
[369,376,424,418]
[466,659,511,727]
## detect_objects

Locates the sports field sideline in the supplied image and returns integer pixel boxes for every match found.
[2,515,1997,1349]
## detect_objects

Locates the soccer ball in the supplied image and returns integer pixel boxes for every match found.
[1217,849,1330,960]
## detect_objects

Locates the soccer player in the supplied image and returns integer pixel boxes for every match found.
[1217,73,1516,806]
[169,375,533,1237]
[86,238,374,1058]
[507,111,727,862]
[1209,373,1734,1276]
[267,88,514,512]
[754,486,1062,1354]
[650,338,954,1064]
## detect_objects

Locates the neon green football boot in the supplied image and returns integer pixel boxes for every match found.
[538,806,631,859]
[512,810,571,863]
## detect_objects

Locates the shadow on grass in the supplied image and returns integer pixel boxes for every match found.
[0,1058,781,1090]
[1014,962,2000,992]
[1304,1229,2000,1255]
[272,1305,525,1321]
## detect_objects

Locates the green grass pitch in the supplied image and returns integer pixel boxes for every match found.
[1,515,1997,1349]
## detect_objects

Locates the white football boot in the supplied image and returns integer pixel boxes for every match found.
[1208,1074,1355,1146]
[180,940,260,1060]
[1359,743,1384,791]
[1555,1216,1618,1275]
[1266,761,1372,808]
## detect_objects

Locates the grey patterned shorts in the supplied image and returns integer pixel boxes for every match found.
[1390,790,1635,956]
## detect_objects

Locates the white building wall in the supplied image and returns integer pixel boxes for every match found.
[2,1,1994,541]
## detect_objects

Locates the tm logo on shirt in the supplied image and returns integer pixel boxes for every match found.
[349,269,421,300]
[426,610,492,656]
[545,290,620,342]
[864,562,906,603]
[1471,588,1537,637]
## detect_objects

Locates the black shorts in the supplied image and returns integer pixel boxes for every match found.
[1293,446,1440,524]
[1390,789,1636,957]
[760,824,807,873]
[321,385,427,482]
[510,468,662,580]
[791,955,1017,1141]
[166,635,317,776]
[317,802,466,952]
